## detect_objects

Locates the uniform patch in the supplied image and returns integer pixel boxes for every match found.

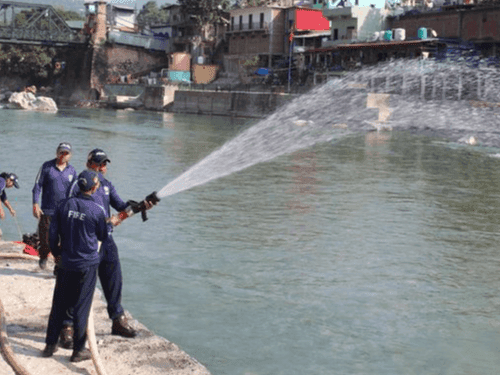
[104,186,110,195]
[69,175,74,182]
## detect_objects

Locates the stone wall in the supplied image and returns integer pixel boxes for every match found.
[171,90,294,117]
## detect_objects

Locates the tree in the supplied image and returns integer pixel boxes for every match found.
[137,1,170,29]
[54,7,85,21]
[178,0,231,42]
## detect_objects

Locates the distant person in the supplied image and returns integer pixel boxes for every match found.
[67,149,154,341]
[32,142,77,269]
[0,172,19,239]
[42,170,108,362]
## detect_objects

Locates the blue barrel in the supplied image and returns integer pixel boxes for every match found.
[384,30,393,41]
[418,27,428,39]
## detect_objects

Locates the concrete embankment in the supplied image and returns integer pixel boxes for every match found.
[0,241,210,375]
[170,90,296,118]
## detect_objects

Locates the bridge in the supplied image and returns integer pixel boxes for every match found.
[0,1,86,46]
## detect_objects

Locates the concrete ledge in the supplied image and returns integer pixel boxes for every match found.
[171,90,295,118]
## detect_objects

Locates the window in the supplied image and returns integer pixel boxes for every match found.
[231,17,234,31]
[249,14,253,30]
[239,15,243,30]
[260,13,264,29]
[333,28,338,40]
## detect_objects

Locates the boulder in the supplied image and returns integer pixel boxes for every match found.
[7,91,57,112]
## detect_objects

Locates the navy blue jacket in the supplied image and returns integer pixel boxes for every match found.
[69,172,128,233]
[0,177,7,203]
[32,159,77,216]
[50,193,109,271]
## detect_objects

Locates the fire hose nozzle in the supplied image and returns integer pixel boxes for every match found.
[125,191,160,222]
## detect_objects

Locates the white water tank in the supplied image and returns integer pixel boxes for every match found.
[394,28,406,41]
[378,31,386,41]
[197,56,204,65]
[371,31,380,41]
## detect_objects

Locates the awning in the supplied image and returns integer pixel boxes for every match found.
[294,31,330,39]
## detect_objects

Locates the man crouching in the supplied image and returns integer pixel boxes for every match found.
[42,170,108,362]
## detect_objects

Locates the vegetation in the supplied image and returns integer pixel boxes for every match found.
[54,7,85,21]
[0,44,57,82]
[0,7,82,84]
[178,0,231,42]
[137,1,170,28]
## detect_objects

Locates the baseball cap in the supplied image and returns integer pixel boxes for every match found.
[77,170,99,192]
[87,149,111,165]
[7,173,19,189]
[57,142,72,153]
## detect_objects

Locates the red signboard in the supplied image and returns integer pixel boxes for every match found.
[295,9,330,31]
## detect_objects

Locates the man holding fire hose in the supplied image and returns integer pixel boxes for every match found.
[61,148,157,348]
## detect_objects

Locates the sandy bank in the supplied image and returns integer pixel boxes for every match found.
[0,241,210,375]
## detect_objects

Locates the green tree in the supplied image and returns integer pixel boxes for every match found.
[178,0,231,42]
[54,7,85,21]
[137,1,169,29]
[0,44,57,80]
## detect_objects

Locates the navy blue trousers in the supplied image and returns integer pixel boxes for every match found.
[98,235,124,320]
[45,264,98,352]
[62,235,125,326]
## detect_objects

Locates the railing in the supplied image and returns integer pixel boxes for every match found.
[227,22,270,33]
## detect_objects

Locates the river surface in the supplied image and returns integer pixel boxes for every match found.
[1,105,500,375]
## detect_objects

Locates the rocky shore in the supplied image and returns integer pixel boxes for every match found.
[0,241,210,375]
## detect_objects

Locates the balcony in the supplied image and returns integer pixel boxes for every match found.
[226,22,270,34]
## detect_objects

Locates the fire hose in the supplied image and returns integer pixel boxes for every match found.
[0,254,108,375]
[0,192,160,374]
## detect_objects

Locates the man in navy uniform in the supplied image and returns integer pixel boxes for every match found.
[68,149,149,339]
[42,170,108,362]
[0,172,19,219]
[33,142,77,270]
[0,172,20,239]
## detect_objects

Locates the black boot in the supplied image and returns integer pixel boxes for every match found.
[111,314,137,338]
[70,348,91,362]
[41,343,58,357]
[59,324,74,349]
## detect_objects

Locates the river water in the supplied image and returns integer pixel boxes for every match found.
[2,78,500,375]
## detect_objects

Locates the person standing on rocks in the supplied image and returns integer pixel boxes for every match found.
[0,172,19,239]
[32,142,77,270]
[42,170,108,362]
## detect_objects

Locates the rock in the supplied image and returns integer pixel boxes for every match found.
[7,91,58,112]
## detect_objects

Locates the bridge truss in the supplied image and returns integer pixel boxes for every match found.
[0,1,86,46]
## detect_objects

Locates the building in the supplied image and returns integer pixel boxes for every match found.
[387,4,500,56]
[226,3,288,72]
[322,5,388,46]
[107,4,138,33]
[83,0,169,52]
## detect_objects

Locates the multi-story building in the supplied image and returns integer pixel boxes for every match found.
[322,5,388,46]
[226,3,289,72]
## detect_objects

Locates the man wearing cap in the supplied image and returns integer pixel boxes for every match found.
[42,170,108,362]
[0,172,20,239]
[33,142,77,270]
[68,148,147,338]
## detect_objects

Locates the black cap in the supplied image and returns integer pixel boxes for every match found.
[87,149,111,165]
[77,170,99,192]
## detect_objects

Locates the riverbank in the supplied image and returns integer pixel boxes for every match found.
[0,241,210,375]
